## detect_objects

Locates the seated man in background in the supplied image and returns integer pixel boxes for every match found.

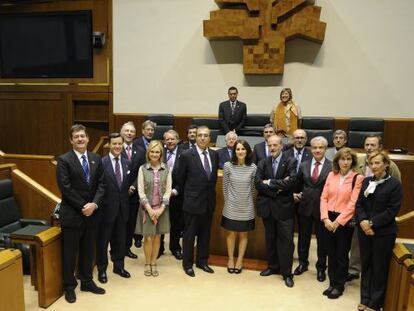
[134,120,156,150]
[218,86,247,135]
[348,134,402,281]
[325,130,347,161]
[218,131,238,169]
[293,136,331,282]
[181,124,197,150]
[96,133,131,284]
[253,124,275,164]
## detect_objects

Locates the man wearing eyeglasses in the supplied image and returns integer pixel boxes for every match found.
[284,129,312,171]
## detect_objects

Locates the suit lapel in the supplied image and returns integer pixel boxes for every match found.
[70,150,89,185]
[275,154,288,178]
[103,156,118,188]
[191,148,207,179]
[121,159,129,189]
[209,148,217,172]
[317,160,331,185]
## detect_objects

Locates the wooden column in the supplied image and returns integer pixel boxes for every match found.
[0,249,25,311]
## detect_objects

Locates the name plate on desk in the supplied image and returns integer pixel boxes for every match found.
[10,225,50,240]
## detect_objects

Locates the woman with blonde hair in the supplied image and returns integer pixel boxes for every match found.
[135,140,171,276]
[269,88,302,137]
[320,147,364,299]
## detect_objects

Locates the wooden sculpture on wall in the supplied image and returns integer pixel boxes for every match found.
[203,0,327,74]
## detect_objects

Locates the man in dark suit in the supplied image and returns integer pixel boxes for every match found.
[181,124,197,150]
[159,129,185,260]
[177,126,219,277]
[218,131,237,169]
[120,121,145,259]
[284,129,312,171]
[133,119,156,150]
[218,86,247,134]
[96,133,132,284]
[253,124,275,164]
[56,124,106,303]
[293,136,331,282]
[255,135,297,287]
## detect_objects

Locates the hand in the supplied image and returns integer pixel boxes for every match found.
[360,220,371,232]
[331,220,340,233]
[82,202,97,216]
[283,176,290,181]
[262,179,270,185]
[128,186,136,196]
[293,193,301,203]
[365,228,375,236]
[323,219,334,232]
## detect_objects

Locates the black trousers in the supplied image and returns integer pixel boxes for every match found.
[169,196,184,252]
[182,211,212,269]
[358,230,396,310]
[126,200,141,250]
[262,216,294,277]
[96,213,127,272]
[62,222,97,290]
[297,214,327,270]
[324,212,354,292]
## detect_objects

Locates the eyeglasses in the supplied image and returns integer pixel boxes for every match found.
[294,137,306,140]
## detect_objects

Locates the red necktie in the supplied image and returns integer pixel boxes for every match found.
[312,161,320,183]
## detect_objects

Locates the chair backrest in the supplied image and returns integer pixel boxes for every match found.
[301,117,335,146]
[238,114,269,136]
[191,118,221,143]
[0,179,20,228]
[348,118,384,148]
[153,125,173,140]
[145,114,174,126]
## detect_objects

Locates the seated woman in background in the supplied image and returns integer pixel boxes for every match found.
[135,140,172,277]
[269,88,302,137]
[320,147,364,299]
[355,151,403,311]
[221,140,257,274]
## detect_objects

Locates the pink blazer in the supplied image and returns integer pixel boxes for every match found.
[320,171,364,226]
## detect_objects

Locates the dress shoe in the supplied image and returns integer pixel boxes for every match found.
[284,276,294,288]
[317,270,326,282]
[184,267,195,277]
[234,268,242,274]
[64,290,76,303]
[260,268,279,276]
[98,271,107,284]
[126,249,138,259]
[134,239,142,248]
[327,288,343,299]
[227,267,235,274]
[323,286,334,296]
[346,273,359,282]
[80,281,105,295]
[293,264,308,275]
[196,264,214,273]
[172,250,183,260]
[113,268,131,278]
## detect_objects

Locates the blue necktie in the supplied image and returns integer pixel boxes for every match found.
[81,154,90,183]
[272,158,278,178]
[202,150,211,178]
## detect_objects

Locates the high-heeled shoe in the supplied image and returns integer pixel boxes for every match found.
[227,267,235,274]
[234,267,243,274]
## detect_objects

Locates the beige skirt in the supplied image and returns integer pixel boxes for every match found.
[135,204,170,236]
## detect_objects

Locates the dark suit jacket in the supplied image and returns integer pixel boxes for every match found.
[255,153,297,220]
[218,147,232,169]
[163,145,185,190]
[356,175,403,236]
[284,147,312,167]
[296,159,332,219]
[218,100,247,133]
[122,143,145,188]
[253,141,268,164]
[133,136,149,151]
[177,147,218,215]
[56,150,105,227]
[180,141,196,150]
[101,155,130,223]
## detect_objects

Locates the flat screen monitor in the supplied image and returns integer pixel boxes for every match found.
[0,10,93,78]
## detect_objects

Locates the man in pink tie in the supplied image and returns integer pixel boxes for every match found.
[292,136,332,282]
[120,121,145,258]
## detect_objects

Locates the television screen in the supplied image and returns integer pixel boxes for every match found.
[0,10,93,78]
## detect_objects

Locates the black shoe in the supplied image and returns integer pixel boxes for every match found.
[64,290,76,303]
[317,270,326,282]
[184,267,195,277]
[346,273,359,282]
[323,286,334,296]
[227,267,235,274]
[113,268,131,278]
[98,271,107,284]
[134,239,142,248]
[196,264,214,273]
[284,276,294,288]
[293,264,308,275]
[327,288,343,299]
[80,281,105,295]
[260,268,279,276]
[172,250,183,260]
[126,249,138,259]
[234,268,242,274]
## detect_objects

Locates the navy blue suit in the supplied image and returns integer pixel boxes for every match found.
[217,147,232,169]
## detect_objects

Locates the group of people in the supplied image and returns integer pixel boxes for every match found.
[56,88,403,311]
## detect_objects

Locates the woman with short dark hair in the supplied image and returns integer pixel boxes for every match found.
[355,151,403,311]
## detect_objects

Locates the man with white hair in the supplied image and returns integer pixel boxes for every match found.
[293,136,331,282]
[218,131,238,169]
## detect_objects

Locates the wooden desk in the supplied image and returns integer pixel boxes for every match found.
[407,274,414,311]
[0,249,24,311]
[11,226,62,308]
